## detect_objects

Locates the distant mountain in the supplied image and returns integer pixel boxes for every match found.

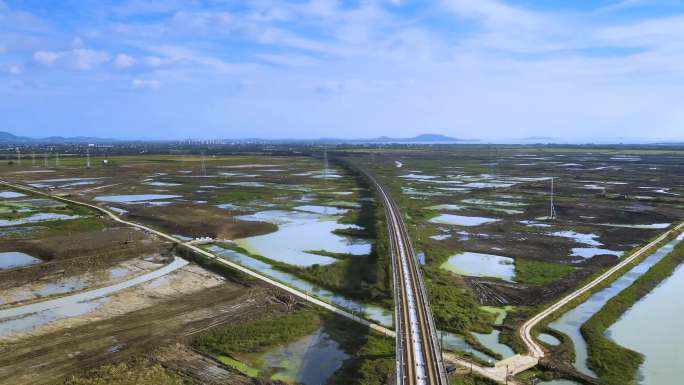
[0,131,116,144]
[0,131,27,141]
[1,130,479,145]
[367,133,467,143]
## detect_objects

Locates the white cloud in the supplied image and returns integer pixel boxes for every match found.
[33,48,110,70]
[71,48,110,70]
[442,0,542,29]
[256,53,316,67]
[132,78,160,90]
[71,37,84,48]
[143,55,170,67]
[33,50,61,65]
[8,64,22,74]
[114,53,136,68]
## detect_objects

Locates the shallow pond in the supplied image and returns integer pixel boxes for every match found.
[257,327,348,385]
[29,177,106,188]
[599,223,671,230]
[551,231,601,246]
[294,205,349,215]
[35,277,84,296]
[441,332,496,363]
[472,330,515,359]
[571,247,623,259]
[0,257,188,336]
[109,267,131,279]
[428,204,464,211]
[538,333,561,346]
[95,194,181,203]
[144,181,181,187]
[236,210,372,267]
[0,251,42,270]
[441,252,515,281]
[607,259,684,384]
[461,199,527,207]
[0,191,26,199]
[400,173,438,180]
[429,214,499,226]
[209,246,392,327]
[548,234,684,376]
[107,206,128,215]
[0,213,80,227]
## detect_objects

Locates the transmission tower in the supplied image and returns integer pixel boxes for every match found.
[16,148,21,165]
[86,148,91,168]
[323,148,328,179]
[32,152,36,166]
[200,151,206,175]
[55,152,60,167]
[549,177,558,220]
[44,152,48,168]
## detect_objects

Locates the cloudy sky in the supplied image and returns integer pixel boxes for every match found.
[2,0,684,140]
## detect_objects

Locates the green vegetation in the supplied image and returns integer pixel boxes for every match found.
[212,162,394,308]
[58,359,186,385]
[194,305,396,385]
[448,373,498,385]
[582,240,684,385]
[326,315,395,385]
[425,269,496,334]
[514,258,575,285]
[195,309,321,355]
[216,356,259,377]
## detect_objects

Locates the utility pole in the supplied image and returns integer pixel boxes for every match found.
[55,152,60,168]
[32,152,36,166]
[200,151,206,175]
[16,148,21,165]
[550,177,558,220]
[44,152,48,168]
[86,148,91,168]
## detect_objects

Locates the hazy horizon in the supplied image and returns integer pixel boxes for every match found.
[2,1,684,140]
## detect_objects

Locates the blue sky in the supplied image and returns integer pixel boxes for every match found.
[2,0,684,140]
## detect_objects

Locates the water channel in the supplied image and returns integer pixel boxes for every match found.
[547,233,684,376]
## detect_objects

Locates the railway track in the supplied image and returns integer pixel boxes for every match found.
[5,171,445,384]
[369,174,448,385]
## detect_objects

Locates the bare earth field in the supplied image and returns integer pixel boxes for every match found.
[0,154,386,385]
[0,149,682,385]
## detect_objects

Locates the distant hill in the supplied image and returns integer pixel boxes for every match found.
[368,133,463,143]
[0,130,474,144]
[0,131,116,144]
[0,131,27,142]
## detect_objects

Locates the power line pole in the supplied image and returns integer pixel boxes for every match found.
[32,152,36,166]
[86,148,91,168]
[550,177,557,220]
[200,151,206,175]
[16,148,21,165]
[44,152,48,168]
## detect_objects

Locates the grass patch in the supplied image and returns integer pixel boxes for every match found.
[58,359,186,385]
[194,308,321,355]
[217,355,259,377]
[448,373,499,385]
[514,258,575,285]
[424,268,496,334]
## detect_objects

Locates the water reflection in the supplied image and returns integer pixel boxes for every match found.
[548,234,684,376]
